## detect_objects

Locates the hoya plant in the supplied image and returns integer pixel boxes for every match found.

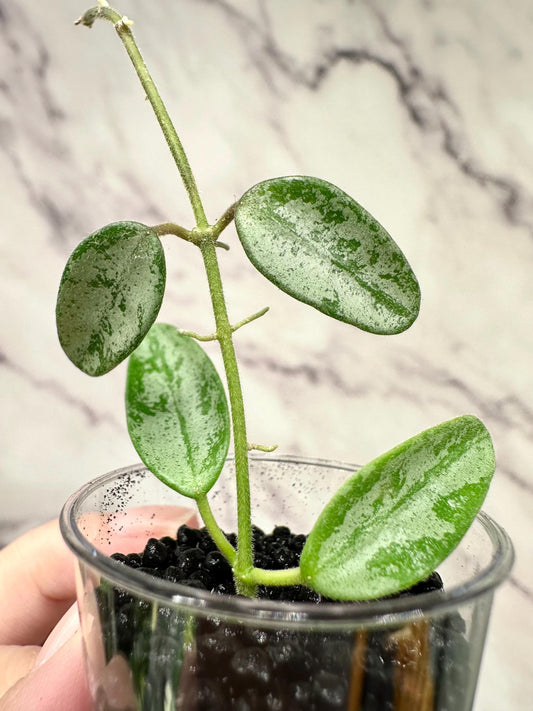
[56,2,495,600]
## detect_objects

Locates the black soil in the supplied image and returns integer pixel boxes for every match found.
[100,525,467,711]
[111,523,444,599]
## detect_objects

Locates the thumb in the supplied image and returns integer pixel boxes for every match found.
[0,632,91,711]
[0,646,40,698]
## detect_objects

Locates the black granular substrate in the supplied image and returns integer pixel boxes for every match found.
[98,525,467,711]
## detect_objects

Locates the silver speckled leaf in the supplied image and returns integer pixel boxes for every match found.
[300,415,495,600]
[235,176,420,335]
[126,324,230,499]
[56,221,166,376]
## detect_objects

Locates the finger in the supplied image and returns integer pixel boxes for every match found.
[34,602,79,668]
[0,603,80,698]
[0,646,40,699]
[0,633,91,711]
[78,504,199,554]
[0,507,199,647]
[0,501,199,709]
[0,521,76,646]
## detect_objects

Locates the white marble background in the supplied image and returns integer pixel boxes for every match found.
[1,0,532,707]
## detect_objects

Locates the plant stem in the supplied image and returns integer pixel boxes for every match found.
[196,494,236,564]
[80,4,256,596]
[77,6,208,228]
[248,443,278,453]
[212,203,237,238]
[232,307,270,333]
[153,222,192,242]
[178,329,218,342]
[244,566,302,587]
[200,239,256,597]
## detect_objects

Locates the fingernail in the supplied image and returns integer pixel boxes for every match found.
[34,602,80,668]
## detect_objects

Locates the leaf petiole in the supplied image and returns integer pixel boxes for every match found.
[248,443,278,453]
[153,222,192,242]
[232,307,270,333]
[241,566,302,588]
[196,494,237,565]
[211,203,237,239]
[179,307,270,343]
[178,329,218,342]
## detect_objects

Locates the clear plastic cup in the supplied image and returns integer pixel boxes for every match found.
[61,457,514,711]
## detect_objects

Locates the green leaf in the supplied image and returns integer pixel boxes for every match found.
[125,324,230,499]
[234,176,420,335]
[56,221,166,376]
[299,415,495,600]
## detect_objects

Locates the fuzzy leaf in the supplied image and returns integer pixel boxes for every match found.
[234,176,420,335]
[125,324,230,499]
[56,221,166,376]
[299,416,495,600]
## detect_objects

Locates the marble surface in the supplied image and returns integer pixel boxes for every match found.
[1,0,532,707]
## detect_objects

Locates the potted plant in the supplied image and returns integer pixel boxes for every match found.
[57,3,513,710]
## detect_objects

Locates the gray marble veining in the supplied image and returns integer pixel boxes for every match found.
[1,1,532,707]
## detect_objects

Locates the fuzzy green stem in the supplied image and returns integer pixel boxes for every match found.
[243,566,302,587]
[79,4,256,597]
[200,239,256,596]
[77,6,208,228]
[232,307,270,333]
[178,329,218,342]
[179,307,268,342]
[212,203,237,239]
[248,443,278,453]
[196,495,236,564]
[153,222,192,242]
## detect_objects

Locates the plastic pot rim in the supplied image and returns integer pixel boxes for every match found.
[60,456,514,630]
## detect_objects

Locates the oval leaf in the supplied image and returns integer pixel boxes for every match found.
[125,324,230,499]
[56,221,166,376]
[300,415,495,600]
[234,176,420,335]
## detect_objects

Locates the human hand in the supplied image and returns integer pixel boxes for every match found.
[0,520,90,711]
[0,507,198,710]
